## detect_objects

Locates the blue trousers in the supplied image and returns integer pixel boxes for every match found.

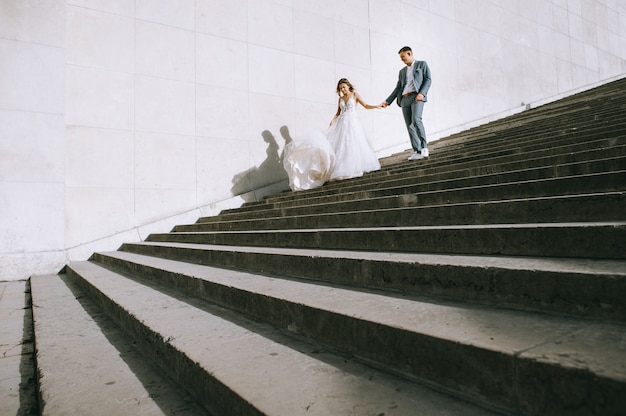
[400,95,427,152]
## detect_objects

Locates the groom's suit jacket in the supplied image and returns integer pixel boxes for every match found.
[386,60,432,106]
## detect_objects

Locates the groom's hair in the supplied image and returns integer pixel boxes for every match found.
[398,46,412,53]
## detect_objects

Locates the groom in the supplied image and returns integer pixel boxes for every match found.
[381,46,432,160]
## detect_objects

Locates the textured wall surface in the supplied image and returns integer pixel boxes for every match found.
[1,0,625,280]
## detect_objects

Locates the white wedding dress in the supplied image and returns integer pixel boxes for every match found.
[282,129,335,191]
[283,94,381,191]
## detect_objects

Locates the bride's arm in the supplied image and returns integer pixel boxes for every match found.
[329,99,341,126]
[355,92,381,109]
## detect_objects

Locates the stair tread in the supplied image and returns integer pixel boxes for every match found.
[92,251,626,383]
[0,281,35,416]
[67,261,496,416]
[182,220,626,232]
[162,221,626,260]
[116,240,626,321]
[130,241,626,276]
[190,193,626,230]
[211,170,626,219]
[244,136,626,195]
[30,274,204,416]
[235,148,626,209]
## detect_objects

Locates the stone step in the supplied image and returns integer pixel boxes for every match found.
[228,138,626,215]
[76,252,626,416]
[406,78,626,153]
[0,280,37,416]
[30,274,205,416]
[174,193,626,238]
[262,157,626,212]
[398,113,622,160]
[434,98,626,149]
[201,170,626,224]
[341,136,626,185]
[160,220,626,260]
[432,120,626,161]
[438,115,626,152]
[225,147,626,211]
[410,137,624,182]
[375,119,625,165]
[112,242,626,321]
[63,260,498,416]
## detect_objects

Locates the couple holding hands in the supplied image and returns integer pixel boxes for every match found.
[284,46,432,191]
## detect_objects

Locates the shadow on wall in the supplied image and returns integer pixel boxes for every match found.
[230,126,293,202]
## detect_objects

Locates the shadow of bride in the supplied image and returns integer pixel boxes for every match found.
[230,128,290,202]
[280,125,293,148]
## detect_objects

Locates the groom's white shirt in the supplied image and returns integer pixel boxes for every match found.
[402,60,416,95]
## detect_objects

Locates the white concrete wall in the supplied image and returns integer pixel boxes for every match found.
[1,0,625,281]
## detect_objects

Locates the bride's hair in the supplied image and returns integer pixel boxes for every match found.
[336,78,355,95]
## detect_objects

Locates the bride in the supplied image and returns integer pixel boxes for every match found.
[283,78,381,191]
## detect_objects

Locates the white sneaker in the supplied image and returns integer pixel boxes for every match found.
[420,148,429,158]
[408,151,423,160]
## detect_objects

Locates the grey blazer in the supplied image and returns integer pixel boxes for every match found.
[385,60,432,106]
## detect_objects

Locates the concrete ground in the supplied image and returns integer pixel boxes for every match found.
[0,280,38,416]
[2,278,207,416]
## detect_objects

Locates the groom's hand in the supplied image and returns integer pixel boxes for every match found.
[379,101,388,108]
[416,93,424,101]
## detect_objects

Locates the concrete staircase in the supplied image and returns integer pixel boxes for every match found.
[30,78,626,415]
